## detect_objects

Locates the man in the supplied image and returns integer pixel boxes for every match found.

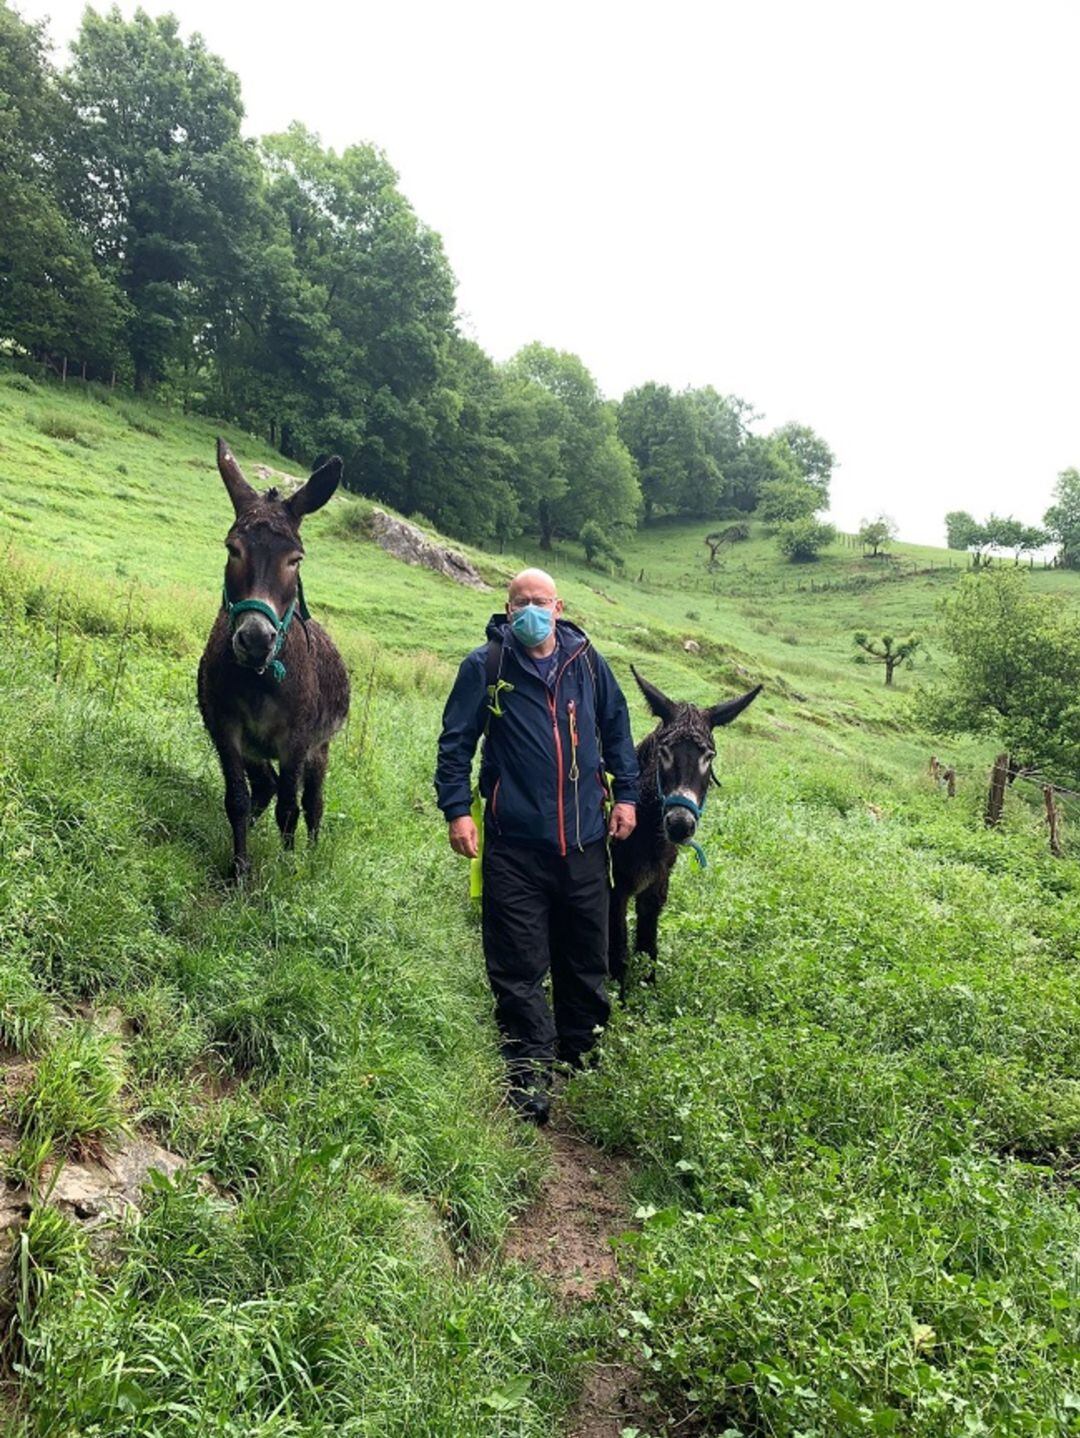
[435,568,639,1124]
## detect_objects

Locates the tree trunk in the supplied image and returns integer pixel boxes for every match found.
[884,657,896,686]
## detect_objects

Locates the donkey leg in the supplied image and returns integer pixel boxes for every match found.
[245,761,277,822]
[634,872,670,984]
[275,757,303,850]
[302,744,329,844]
[608,887,631,1001]
[216,741,251,881]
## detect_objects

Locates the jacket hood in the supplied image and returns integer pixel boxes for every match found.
[484,613,589,650]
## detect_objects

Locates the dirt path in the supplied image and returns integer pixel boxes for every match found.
[502,1112,652,1438]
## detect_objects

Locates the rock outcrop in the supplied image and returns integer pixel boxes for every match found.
[369,510,492,590]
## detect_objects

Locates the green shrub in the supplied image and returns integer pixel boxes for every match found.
[16,1025,125,1161]
[776,516,836,561]
[31,408,104,447]
[0,965,54,1054]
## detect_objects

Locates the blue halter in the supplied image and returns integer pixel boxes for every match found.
[657,771,708,869]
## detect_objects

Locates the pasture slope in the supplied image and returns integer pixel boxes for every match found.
[3,368,1080,1436]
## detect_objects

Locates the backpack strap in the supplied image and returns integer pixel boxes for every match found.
[483,637,513,736]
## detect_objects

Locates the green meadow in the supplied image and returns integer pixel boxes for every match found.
[4,368,1080,1436]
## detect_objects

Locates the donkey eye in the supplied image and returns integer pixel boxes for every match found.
[225,542,241,559]
[287,555,302,568]
[699,752,714,772]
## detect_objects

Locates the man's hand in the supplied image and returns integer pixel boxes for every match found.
[608,802,636,841]
[448,815,479,859]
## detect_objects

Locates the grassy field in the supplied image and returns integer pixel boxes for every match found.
[3,367,1080,1435]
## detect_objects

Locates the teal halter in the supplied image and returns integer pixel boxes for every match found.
[657,771,708,869]
[222,575,309,683]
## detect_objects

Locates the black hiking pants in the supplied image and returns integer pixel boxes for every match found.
[481,834,610,1086]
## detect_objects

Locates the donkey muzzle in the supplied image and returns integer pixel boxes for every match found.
[232,613,277,669]
[663,806,698,843]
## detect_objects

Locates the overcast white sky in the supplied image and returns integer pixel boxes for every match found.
[20,0,1080,543]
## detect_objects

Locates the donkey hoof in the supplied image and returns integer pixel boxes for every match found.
[230,856,251,884]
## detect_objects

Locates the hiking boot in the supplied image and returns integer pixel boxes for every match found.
[508,1083,551,1126]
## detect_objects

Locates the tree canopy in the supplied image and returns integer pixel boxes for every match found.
[917,569,1080,777]
[0,1,840,550]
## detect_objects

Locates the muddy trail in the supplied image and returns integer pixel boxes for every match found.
[502,1111,657,1438]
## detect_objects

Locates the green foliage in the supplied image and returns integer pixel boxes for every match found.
[580,519,624,571]
[15,1026,126,1167]
[918,567,1080,775]
[507,342,641,546]
[757,477,822,524]
[853,629,921,684]
[1044,466,1080,567]
[768,420,834,506]
[0,3,127,369]
[945,508,984,552]
[0,964,54,1055]
[776,515,836,561]
[858,513,898,557]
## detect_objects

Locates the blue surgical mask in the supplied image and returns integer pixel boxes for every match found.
[510,604,554,648]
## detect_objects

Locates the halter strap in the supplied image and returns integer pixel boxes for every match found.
[222,575,309,683]
[656,771,709,868]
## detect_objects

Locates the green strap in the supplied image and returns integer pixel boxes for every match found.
[222,575,308,683]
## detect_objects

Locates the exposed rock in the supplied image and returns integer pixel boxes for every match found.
[369,510,492,590]
[682,638,701,653]
[1,1133,189,1257]
[41,1135,186,1223]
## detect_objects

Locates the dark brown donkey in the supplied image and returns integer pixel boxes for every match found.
[609,667,761,997]
[198,439,350,878]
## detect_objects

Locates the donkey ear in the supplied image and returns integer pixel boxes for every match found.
[287,455,343,522]
[707,684,762,728]
[217,437,258,514]
[631,665,678,725]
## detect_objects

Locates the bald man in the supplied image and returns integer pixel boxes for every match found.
[435,568,639,1124]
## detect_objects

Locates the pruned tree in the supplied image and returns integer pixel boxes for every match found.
[704,522,750,567]
[858,514,898,558]
[853,630,921,686]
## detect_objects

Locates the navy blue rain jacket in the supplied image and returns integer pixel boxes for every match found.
[435,615,639,855]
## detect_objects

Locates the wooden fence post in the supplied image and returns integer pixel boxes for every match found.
[1044,786,1064,857]
[985,752,1009,827]
[944,767,956,797]
[929,755,940,782]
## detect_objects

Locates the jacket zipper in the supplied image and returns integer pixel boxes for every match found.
[491,777,501,832]
[549,642,589,857]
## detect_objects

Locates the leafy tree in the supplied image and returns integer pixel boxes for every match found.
[580,519,624,571]
[770,421,835,505]
[776,517,835,562]
[0,3,126,370]
[691,392,760,511]
[256,125,457,496]
[618,383,719,521]
[508,343,640,547]
[858,514,898,557]
[758,478,821,524]
[1044,468,1080,568]
[1017,525,1050,562]
[64,8,262,391]
[853,630,921,685]
[917,568,1080,776]
[945,510,983,552]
